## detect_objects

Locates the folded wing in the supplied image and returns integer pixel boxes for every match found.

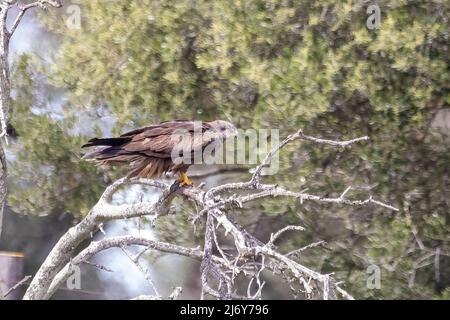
[82,120,221,178]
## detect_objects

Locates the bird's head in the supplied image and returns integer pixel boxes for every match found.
[209,120,238,140]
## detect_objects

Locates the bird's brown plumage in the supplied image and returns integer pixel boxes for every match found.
[82,120,237,182]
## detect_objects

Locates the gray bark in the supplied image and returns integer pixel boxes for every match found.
[0,2,11,240]
[0,0,61,239]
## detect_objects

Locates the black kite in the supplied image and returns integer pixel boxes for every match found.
[82,120,237,185]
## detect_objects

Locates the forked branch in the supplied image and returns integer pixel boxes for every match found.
[24,129,396,300]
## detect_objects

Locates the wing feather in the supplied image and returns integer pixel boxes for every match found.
[122,120,218,155]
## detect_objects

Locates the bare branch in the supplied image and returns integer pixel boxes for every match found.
[335,285,355,300]
[44,236,204,300]
[82,260,114,273]
[200,212,215,299]
[0,0,60,243]
[121,246,160,298]
[168,286,183,300]
[130,286,183,300]
[10,0,62,36]
[25,128,394,300]
[3,275,31,298]
[25,183,177,300]
[286,240,327,257]
[268,225,305,247]
[250,129,369,185]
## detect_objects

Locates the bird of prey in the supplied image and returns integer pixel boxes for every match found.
[82,120,237,186]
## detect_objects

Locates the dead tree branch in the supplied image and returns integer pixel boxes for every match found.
[3,274,31,298]
[0,0,61,238]
[24,129,397,300]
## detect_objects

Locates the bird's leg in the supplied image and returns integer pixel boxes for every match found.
[169,172,193,192]
[178,172,193,186]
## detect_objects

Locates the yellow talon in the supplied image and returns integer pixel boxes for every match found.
[179,172,193,186]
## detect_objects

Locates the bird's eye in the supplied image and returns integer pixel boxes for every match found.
[221,127,226,131]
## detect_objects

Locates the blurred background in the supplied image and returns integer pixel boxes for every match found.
[0,0,449,299]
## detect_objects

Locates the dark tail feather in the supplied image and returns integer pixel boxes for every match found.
[81,137,131,148]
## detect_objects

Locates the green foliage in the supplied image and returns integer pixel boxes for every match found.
[8,54,105,216]
[7,0,449,298]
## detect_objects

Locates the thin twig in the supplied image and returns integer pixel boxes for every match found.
[82,260,114,273]
[4,275,32,298]
[10,1,62,36]
[268,225,305,247]
[121,246,161,298]
[286,240,327,257]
